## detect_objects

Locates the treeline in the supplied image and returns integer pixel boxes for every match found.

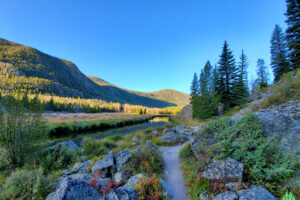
[190,0,299,120]
[0,93,181,115]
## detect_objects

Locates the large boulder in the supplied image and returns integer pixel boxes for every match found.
[115,174,145,200]
[92,151,115,178]
[113,172,130,184]
[46,177,101,200]
[214,191,239,200]
[255,100,300,155]
[237,186,277,200]
[159,129,179,144]
[202,158,243,190]
[60,140,80,151]
[65,160,92,175]
[115,149,132,173]
[175,104,193,120]
[214,186,277,200]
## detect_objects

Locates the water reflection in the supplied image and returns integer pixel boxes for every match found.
[73,117,169,146]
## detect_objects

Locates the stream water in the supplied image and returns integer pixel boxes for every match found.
[71,117,169,146]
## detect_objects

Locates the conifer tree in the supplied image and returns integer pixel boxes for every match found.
[285,0,300,69]
[199,61,213,96]
[190,72,199,96]
[270,25,290,81]
[217,41,238,108]
[232,50,249,105]
[256,59,269,89]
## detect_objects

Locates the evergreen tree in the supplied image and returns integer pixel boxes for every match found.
[212,65,219,96]
[285,0,300,69]
[199,61,213,96]
[217,41,238,108]
[270,25,291,81]
[256,59,269,89]
[232,50,249,105]
[190,72,199,96]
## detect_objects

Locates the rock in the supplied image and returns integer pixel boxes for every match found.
[202,158,243,190]
[238,186,277,200]
[133,136,141,143]
[46,177,100,200]
[146,140,155,149]
[159,130,179,144]
[115,149,132,172]
[174,125,185,132]
[60,140,80,151]
[113,172,130,184]
[199,193,209,200]
[214,191,239,200]
[92,151,115,178]
[115,174,145,200]
[175,104,193,120]
[254,99,300,155]
[153,130,159,136]
[96,177,112,190]
[72,160,92,174]
[161,180,174,198]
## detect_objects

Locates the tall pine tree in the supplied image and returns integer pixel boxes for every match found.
[190,72,199,95]
[285,0,300,69]
[199,61,213,96]
[256,59,269,89]
[271,24,290,82]
[232,50,249,105]
[217,41,238,108]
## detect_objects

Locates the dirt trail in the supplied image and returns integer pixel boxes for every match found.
[160,145,189,200]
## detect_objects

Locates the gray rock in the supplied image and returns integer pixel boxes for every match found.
[46,177,100,200]
[238,186,277,200]
[133,136,141,143]
[175,104,193,120]
[175,125,185,132]
[60,140,80,151]
[115,149,132,172]
[161,180,174,198]
[146,140,155,149]
[255,100,300,155]
[115,174,145,200]
[214,191,238,200]
[96,177,112,190]
[202,158,243,189]
[113,172,130,184]
[159,130,179,144]
[92,151,115,178]
[199,193,209,200]
[72,160,92,174]
[153,130,159,136]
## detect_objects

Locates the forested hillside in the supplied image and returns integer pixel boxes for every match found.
[89,76,190,106]
[0,38,175,108]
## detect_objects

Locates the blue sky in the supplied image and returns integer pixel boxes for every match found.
[0,0,287,93]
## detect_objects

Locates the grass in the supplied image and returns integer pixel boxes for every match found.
[169,116,202,126]
[44,112,150,124]
[48,116,155,137]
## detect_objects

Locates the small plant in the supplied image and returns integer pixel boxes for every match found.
[134,175,167,200]
[282,190,296,200]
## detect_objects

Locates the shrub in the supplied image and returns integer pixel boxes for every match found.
[124,148,164,177]
[107,135,123,142]
[0,168,54,200]
[134,175,168,200]
[0,96,45,167]
[103,141,117,149]
[39,144,77,171]
[180,143,211,199]
[198,114,298,197]
[82,139,108,158]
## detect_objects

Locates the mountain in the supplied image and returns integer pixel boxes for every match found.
[0,38,175,108]
[89,76,190,106]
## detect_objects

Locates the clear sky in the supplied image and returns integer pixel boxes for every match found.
[0,0,287,93]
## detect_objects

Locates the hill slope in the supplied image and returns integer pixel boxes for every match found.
[0,38,175,108]
[89,76,190,106]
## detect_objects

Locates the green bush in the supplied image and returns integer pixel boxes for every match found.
[124,148,164,177]
[39,144,77,171]
[199,114,298,197]
[82,139,108,158]
[0,168,54,200]
[107,135,123,142]
[103,141,117,149]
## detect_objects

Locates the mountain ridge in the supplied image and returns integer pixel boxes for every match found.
[0,38,181,108]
